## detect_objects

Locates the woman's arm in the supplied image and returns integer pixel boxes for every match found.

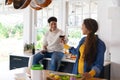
[63,37,85,55]
[90,39,106,77]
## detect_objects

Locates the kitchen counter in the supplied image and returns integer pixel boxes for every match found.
[10,52,111,66]
[9,67,107,80]
[44,57,111,66]
[10,52,110,80]
[43,58,111,80]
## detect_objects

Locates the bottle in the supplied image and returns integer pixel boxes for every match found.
[32,43,35,55]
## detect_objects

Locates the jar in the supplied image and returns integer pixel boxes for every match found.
[31,64,43,80]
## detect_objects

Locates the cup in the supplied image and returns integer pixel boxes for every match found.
[59,35,65,38]
[59,35,65,44]
[59,35,65,41]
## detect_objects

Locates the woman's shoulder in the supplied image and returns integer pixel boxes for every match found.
[80,36,86,42]
[97,37,106,48]
[97,36,105,44]
[77,36,86,45]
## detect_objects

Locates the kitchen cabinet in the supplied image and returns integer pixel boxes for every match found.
[10,54,110,80]
[100,62,111,80]
[42,58,75,73]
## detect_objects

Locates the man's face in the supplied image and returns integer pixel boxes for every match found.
[49,21,57,31]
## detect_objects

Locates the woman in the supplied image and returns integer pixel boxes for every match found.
[61,18,106,78]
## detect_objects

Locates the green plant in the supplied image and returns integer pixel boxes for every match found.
[0,23,10,38]
[0,22,23,39]
[24,43,34,51]
[68,28,81,39]
[36,27,48,49]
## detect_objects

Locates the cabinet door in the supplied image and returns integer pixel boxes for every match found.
[99,64,110,80]
[10,55,29,70]
[42,59,74,73]
[58,62,74,73]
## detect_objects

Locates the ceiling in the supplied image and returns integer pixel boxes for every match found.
[0,0,98,11]
[0,0,98,4]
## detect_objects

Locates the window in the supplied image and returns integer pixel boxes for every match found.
[67,0,98,47]
[0,4,24,62]
[36,0,61,49]
[34,0,98,48]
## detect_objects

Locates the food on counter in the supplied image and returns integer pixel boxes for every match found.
[54,75,61,80]
[70,76,76,80]
[47,72,83,80]
[46,77,53,80]
[60,75,70,80]
[48,73,61,80]
[47,73,69,80]
[75,74,82,78]
[49,73,55,77]
[70,55,77,60]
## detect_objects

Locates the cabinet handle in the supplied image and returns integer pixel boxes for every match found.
[13,58,22,60]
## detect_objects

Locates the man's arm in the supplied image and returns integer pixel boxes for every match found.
[40,45,48,54]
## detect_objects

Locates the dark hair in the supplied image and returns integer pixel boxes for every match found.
[48,16,57,23]
[83,18,98,66]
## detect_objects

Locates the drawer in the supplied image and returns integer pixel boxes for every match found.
[58,62,74,73]
[10,55,29,70]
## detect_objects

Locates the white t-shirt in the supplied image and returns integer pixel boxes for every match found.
[43,28,68,52]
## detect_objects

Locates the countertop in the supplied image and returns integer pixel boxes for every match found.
[10,52,111,66]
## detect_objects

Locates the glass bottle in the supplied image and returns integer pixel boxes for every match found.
[32,43,35,55]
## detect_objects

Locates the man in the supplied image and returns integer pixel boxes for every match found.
[32,16,68,71]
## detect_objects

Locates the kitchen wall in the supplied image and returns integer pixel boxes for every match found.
[108,7,120,80]
[97,0,112,62]
[97,0,120,80]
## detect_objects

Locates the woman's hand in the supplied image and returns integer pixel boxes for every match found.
[82,72,92,80]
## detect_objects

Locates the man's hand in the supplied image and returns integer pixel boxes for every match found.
[40,50,47,54]
[59,35,66,44]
